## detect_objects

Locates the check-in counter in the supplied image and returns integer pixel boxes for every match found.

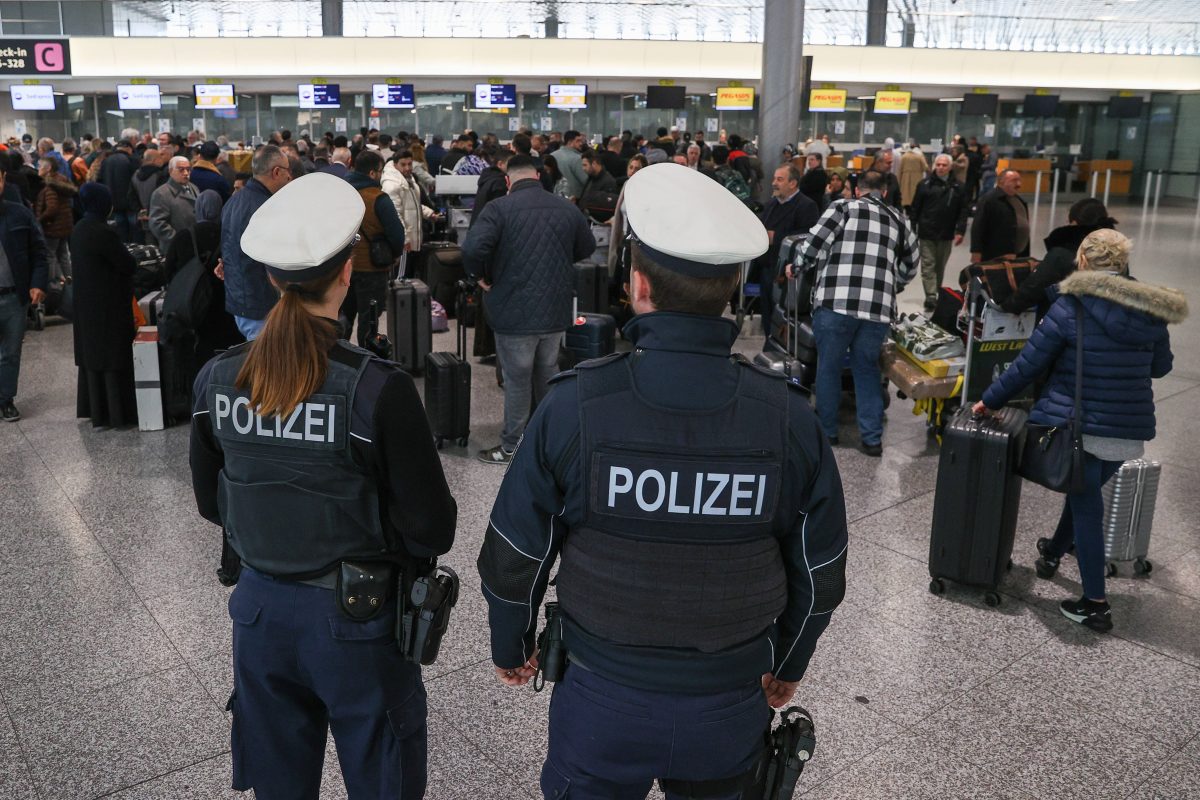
[1077,160,1132,195]
[997,159,1052,193]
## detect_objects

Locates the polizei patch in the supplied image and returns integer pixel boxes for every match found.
[591,451,781,524]
[207,386,346,450]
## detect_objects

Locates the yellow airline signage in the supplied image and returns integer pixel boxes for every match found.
[809,88,847,112]
[874,90,912,114]
[715,86,755,110]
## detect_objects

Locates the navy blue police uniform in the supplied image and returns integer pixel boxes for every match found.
[477,163,848,800]
[188,172,457,800]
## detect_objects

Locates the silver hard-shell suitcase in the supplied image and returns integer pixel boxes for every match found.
[1101,459,1160,577]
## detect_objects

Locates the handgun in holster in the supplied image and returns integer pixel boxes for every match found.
[760,706,817,800]
[396,563,460,665]
[659,705,816,800]
[533,602,567,692]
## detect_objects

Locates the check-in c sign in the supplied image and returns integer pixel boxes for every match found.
[34,43,65,72]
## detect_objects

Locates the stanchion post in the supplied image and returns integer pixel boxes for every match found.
[1031,170,1043,249]
[1103,168,1112,207]
[1049,168,1059,227]
[1153,171,1164,215]
[1193,175,1200,230]
[1090,171,1098,198]
[1141,171,1153,232]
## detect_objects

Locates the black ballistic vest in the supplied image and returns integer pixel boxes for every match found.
[207,345,389,577]
[555,354,789,652]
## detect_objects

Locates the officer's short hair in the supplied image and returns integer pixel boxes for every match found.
[506,154,537,176]
[631,244,741,317]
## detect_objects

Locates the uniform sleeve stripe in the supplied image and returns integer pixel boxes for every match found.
[192,410,209,417]
[349,431,373,443]
[777,511,813,673]
[488,517,539,561]
[810,544,847,572]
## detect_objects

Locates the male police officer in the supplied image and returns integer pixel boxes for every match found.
[477,163,848,799]
[190,173,457,798]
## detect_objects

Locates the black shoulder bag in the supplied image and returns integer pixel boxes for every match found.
[1017,298,1085,493]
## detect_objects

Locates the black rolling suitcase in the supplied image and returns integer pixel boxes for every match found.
[928,280,1026,606]
[574,262,607,314]
[424,282,472,449]
[386,278,432,375]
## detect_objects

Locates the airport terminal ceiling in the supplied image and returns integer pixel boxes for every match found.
[2,1,1199,54]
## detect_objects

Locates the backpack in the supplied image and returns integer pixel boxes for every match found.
[157,235,212,346]
[715,166,752,204]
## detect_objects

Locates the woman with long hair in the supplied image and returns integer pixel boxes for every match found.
[189,173,457,798]
[975,230,1187,631]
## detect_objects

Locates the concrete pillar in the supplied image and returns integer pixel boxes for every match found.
[866,0,887,46]
[321,0,342,36]
[757,0,805,200]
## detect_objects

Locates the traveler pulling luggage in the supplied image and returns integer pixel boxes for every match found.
[424,281,472,449]
[928,278,1026,606]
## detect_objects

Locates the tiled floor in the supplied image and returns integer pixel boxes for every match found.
[2,200,1198,799]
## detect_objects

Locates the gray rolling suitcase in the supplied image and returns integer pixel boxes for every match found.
[1101,459,1160,577]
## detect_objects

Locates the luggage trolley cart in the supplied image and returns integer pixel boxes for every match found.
[734,260,761,332]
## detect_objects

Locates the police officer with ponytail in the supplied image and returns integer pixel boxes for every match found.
[478,163,848,798]
[189,172,457,799]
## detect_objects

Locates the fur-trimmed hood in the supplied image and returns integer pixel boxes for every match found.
[1059,270,1188,325]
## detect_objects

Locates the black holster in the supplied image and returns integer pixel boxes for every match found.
[658,705,815,800]
[396,563,460,665]
[533,602,567,692]
[216,530,242,587]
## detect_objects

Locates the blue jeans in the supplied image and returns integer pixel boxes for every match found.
[1046,455,1123,600]
[495,331,562,450]
[541,666,769,800]
[0,292,27,404]
[235,315,266,341]
[812,307,889,445]
[114,210,142,245]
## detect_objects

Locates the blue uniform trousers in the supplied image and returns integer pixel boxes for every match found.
[541,665,769,799]
[228,567,427,800]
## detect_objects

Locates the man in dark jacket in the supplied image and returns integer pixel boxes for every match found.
[757,164,820,345]
[190,141,232,201]
[0,167,49,421]
[470,150,511,225]
[343,150,406,345]
[1000,198,1116,318]
[220,145,292,340]
[99,132,141,244]
[462,155,595,465]
[578,149,618,218]
[425,136,447,174]
[599,135,626,179]
[910,153,969,311]
[971,170,1030,262]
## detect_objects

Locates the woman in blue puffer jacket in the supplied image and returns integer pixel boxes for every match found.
[974,229,1188,632]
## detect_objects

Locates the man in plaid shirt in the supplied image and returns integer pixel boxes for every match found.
[795,170,919,456]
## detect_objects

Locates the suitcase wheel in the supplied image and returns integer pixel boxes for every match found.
[983,591,1002,607]
[456,436,469,447]
[928,579,946,596]
[434,436,445,450]
[1106,562,1119,578]
[1134,558,1152,576]
[1006,559,1013,572]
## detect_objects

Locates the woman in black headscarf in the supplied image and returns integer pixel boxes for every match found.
[162,188,244,365]
[70,182,139,428]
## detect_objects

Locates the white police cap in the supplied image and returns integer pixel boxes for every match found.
[622,163,768,277]
[241,172,365,282]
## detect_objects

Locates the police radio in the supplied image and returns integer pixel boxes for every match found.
[533,602,567,691]
[362,299,392,361]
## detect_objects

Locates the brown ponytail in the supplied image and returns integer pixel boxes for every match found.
[235,268,342,418]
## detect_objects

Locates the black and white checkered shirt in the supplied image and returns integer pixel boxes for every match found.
[797,194,919,324]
